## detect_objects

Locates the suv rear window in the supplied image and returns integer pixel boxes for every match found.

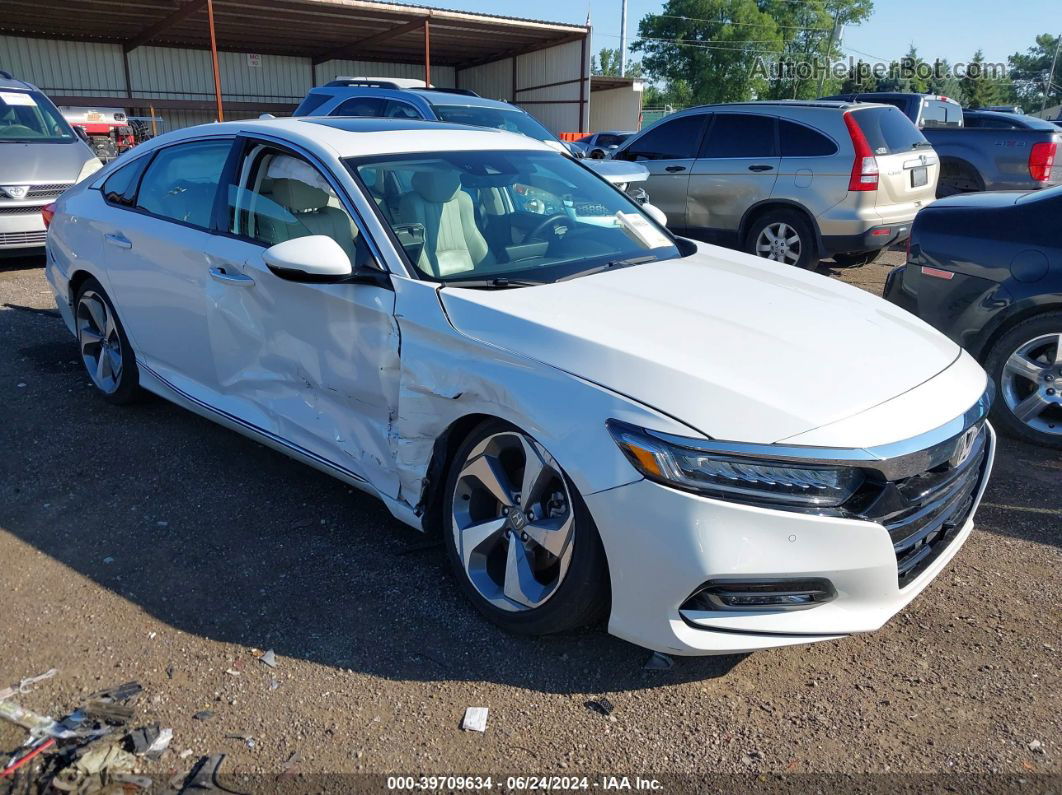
[849,107,929,155]
[293,92,332,116]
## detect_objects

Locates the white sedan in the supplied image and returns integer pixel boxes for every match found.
[44,117,994,655]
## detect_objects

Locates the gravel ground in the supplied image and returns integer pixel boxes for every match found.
[1,248,1059,790]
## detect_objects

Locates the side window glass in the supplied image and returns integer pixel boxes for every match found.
[700,114,777,158]
[101,156,150,207]
[384,100,422,119]
[135,140,231,227]
[333,97,386,117]
[619,115,706,161]
[294,92,332,116]
[778,120,837,157]
[228,147,372,267]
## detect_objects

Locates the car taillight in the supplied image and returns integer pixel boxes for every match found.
[844,112,879,191]
[1029,142,1056,182]
[41,202,56,229]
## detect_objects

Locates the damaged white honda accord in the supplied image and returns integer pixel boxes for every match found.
[44,117,994,655]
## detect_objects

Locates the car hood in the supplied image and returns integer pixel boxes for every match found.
[0,140,94,184]
[439,244,961,444]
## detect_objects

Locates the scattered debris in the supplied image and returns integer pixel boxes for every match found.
[224,668,241,677]
[0,668,59,701]
[166,665,175,680]
[280,751,302,777]
[127,724,173,760]
[1029,739,1044,754]
[52,741,139,792]
[461,707,489,733]
[585,698,615,717]
[0,699,74,739]
[226,733,256,750]
[258,649,277,669]
[193,710,215,721]
[269,678,279,691]
[179,753,243,794]
[179,749,194,759]
[643,651,674,671]
[102,556,114,564]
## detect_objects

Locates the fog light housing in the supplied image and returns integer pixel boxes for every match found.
[682,578,836,612]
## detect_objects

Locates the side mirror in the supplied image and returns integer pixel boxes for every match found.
[641,203,668,227]
[263,235,353,281]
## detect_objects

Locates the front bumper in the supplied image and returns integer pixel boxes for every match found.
[0,205,48,249]
[585,426,994,655]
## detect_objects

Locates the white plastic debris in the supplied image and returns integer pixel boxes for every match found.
[147,728,173,755]
[259,649,277,668]
[643,651,674,671]
[179,749,194,759]
[461,707,488,733]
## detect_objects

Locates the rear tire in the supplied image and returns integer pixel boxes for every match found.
[441,419,610,635]
[832,249,885,267]
[983,312,1062,448]
[74,277,140,405]
[745,209,817,269]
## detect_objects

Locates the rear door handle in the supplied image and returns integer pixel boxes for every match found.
[748,164,774,172]
[104,232,132,249]
[209,266,255,287]
[665,165,687,173]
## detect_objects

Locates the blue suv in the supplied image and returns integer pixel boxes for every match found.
[294,78,564,147]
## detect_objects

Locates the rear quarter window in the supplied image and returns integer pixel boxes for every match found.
[779,120,837,157]
[293,93,332,116]
[850,107,929,155]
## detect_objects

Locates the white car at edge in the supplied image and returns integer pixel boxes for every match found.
[43,116,995,656]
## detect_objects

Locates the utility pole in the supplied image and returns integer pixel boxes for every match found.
[619,0,628,77]
[1042,32,1061,116]
[817,14,840,95]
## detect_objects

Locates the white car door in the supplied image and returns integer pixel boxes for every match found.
[200,137,402,495]
[97,136,235,394]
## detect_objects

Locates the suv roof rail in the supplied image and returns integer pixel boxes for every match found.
[418,87,480,97]
[326,78,406,89]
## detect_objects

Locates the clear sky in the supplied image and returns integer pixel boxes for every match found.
[406,0,1056,67]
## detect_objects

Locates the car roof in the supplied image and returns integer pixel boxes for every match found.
[310,84,524,111]
[679,99,896,114]
[963,109,1057,129]
[0,75,37,91]
[142,116,554,158]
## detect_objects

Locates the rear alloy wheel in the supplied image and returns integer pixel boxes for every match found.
[75,278,139,404]
[984,313,1062,448]
[746,210,816,269]
[442,420,608,634]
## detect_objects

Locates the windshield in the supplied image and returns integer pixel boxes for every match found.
[430,104,557,143]
[0,90,77,143]
[347,149,681,285]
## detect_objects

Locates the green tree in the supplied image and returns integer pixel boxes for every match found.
[960,50,999,108]
[1008,33,1062,112]
[632,0,783,105]
[758,0,874,99]
[592,48,622,76]
[926,58,962,99]
[839,59,879,93]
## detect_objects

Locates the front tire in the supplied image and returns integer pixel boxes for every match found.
[983,312,1062,448]
[75,277,140,405]
[745,210,817,269]
[441,419,609,635]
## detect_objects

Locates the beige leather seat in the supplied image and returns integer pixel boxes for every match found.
[261,178,359,261]
[396,172,492,276]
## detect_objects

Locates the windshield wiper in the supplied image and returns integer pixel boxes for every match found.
[440,276,546,289]
[911,141,935,149]
[555,255,659,283]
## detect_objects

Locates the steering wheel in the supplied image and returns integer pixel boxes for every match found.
[526,213,571,242]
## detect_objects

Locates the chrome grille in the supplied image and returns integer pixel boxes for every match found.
[0,206,43,215]
[26,184,72,200]
[859,423,990,587]
[0,230,47,245]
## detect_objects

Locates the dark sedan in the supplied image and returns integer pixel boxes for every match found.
[885,186,1062,447]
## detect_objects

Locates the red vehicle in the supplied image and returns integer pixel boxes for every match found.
[59,107,135,161]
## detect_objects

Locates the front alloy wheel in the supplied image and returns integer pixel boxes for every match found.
[442,421,608,634]
[755,221,802,265]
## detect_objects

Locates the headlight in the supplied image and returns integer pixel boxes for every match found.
[77,158,103,183]
[607,420,864,509]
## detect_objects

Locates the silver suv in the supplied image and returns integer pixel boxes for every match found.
[0,73,101,250]
[612,100,939,267]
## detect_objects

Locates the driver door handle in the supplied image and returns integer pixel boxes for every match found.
[748,164,774,172]
[104,232,132,249]
[665,165,687,173]
[209,266,255,287]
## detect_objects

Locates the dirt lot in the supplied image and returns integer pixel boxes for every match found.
[1,249,1060,790]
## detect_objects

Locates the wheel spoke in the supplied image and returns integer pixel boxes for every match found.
[459,517,507,569]
[1051,334,1062,367]
[1005,352,1045,383]
[762,229,777,243]
[518,437,551,507]
[524,512,573,558]
[1013,392,1049,422]
[786,235,801,248]
[95,349,110,382]
[104,311,117,342]
[106,347,123,379]
[84,296,107,334]
[503,538,542,607]
[459,454,514,507]
[79,326,104,353]
[755,243,772,254]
